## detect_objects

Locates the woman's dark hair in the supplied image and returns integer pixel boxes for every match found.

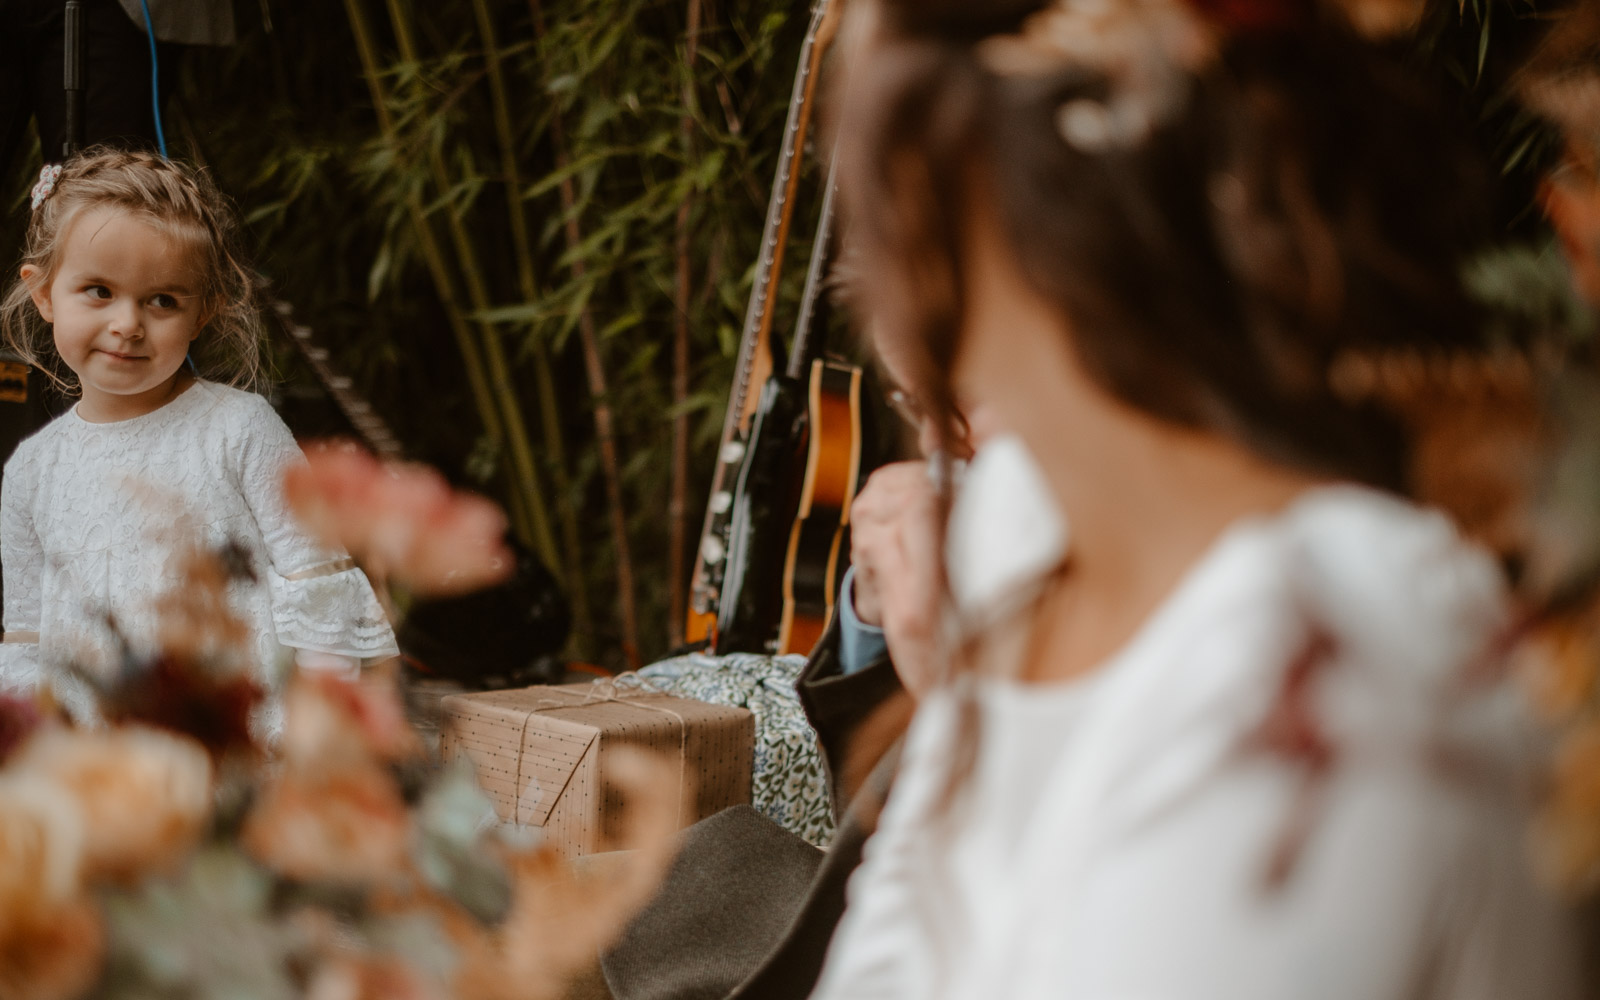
[835,0,1495,493]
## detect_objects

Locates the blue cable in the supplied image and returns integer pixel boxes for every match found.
[137,0,169,158]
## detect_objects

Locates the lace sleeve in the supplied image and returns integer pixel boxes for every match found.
[233,398,399,661]
[0,447,42,695]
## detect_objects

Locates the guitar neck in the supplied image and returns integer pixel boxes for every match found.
[266,297,405,461]
[786,144,841,382]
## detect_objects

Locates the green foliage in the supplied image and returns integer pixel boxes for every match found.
[1414,0,1563,236]
[99,847,296,1000]
[156,0,813,666]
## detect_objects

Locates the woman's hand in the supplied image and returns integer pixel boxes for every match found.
[850,461,944,696]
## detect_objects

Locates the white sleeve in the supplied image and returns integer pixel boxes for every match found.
[0,447,43,695]
[232,397,398,661]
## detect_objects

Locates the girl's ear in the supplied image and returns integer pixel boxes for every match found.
[18,266,53,323]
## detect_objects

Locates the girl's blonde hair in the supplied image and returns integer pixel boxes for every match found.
[1,147,263,393]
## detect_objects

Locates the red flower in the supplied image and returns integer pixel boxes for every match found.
[100,653,264,760]
[0,698,42,768]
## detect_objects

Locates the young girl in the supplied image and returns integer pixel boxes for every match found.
[0,149,397,729]
[810,2,1584,998]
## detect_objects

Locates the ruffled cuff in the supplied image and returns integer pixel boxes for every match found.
[270,563,399,661]
[0,638,41,697]
[1,641,103,727]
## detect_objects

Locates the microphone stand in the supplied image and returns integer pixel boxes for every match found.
[63,0,86,158]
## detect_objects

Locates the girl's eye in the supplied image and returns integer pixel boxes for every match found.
[151,294,179,310]
[85,285,110,300]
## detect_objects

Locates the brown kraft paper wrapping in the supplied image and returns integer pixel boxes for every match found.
[439,682,755,858]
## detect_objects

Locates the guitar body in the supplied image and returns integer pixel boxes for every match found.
[713,376,809,654]
[777,360,863,656]
[711,360,863,657]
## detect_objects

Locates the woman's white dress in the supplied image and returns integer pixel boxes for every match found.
[811,467,1581,1000]
[0,380,397,724]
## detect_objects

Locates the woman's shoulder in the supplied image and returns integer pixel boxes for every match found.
[1276,485,1508,676]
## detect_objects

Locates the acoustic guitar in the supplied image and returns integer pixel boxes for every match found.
[686,0,863,656]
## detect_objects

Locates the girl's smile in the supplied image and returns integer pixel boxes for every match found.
[21,206,204,423]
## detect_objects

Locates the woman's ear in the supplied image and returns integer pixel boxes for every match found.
[18,265,53,323]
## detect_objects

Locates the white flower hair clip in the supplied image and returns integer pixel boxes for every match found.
[30,164,63,212]
[979,0,1217,153]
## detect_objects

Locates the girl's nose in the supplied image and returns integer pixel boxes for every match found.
[106,301,143,339]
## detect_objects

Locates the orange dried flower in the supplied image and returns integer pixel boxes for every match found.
[1535,721,1600,892]
[1541,156,1600,306]
[0,777,85,926]
[0,897,105,1000]
[280,666,421,772]
[1522,616,1600,721]
[241,764,412,885]
[11,727,214,885]
[461,749,686,1000]
[305,954,445,1000]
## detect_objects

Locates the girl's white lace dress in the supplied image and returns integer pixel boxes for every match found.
[0,380,397,724]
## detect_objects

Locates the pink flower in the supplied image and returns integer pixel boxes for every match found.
[242,763,412,886]
[13,727,215,885]
[280,667,421,771]
[285,444,513,597]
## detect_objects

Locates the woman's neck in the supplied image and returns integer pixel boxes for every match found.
[1020,419,1323,684]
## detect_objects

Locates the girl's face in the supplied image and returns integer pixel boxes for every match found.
[22,206,203,423]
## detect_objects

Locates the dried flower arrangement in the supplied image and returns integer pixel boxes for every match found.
[0,443,681,1000]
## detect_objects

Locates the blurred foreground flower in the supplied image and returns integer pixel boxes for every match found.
[243,762,413,886]
[305,954,445,1000]
[0,776,102,1000]
[84,543,266,759]
[12,727,213,885]
[1522,2,1600,307]
[244,669,418,886]
[285,444,513,597]
[97,652,264,760]
[0,491,680,1000]
[1535,722,1600,893]
[0,896,104,1000]
[280,666,421,771]
[0,776,86,923]
[0,696,42,766]
[1542,157,1600,306]
[446,748,686,1000]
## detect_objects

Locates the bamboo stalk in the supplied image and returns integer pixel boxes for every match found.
[468,0,595,656]
[381,0,564,580]
[668,0,705,648]
[529,0,642,669]
[342,0,513,505]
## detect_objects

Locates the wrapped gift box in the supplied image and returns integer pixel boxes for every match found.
[439,683,754,858]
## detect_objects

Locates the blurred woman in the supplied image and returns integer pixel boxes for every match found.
[812,1,1585,997]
